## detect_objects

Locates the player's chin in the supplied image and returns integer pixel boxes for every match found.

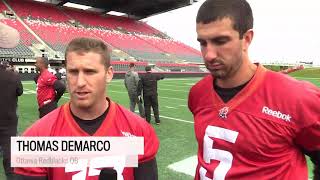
[210,70,227,79]
[75,102,91,109]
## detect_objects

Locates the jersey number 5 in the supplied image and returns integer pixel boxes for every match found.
[200,126,239,180]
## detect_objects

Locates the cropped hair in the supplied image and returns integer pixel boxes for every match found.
[196,0,253,39]
[65,37,111,68]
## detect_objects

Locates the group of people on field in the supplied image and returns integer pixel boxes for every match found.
[124,63,164,125]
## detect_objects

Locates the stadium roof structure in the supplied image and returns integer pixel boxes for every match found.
[34,0,198,19]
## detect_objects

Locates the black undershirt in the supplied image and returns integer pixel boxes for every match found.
[71,106,109,135]
[214,79,249,103]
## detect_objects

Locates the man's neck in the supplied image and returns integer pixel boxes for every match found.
[70,99,109,120]
[39,68,47,74]
[215,62,257,88]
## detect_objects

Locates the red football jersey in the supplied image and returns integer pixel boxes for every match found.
[14,99,159,180]
[189,64,320,180]
[36,69,57,107]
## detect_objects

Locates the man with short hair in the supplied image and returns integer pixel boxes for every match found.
[0,22,22,180]
[188,0,319,179]
[140,66,164,125]
[35,57,66,118]
[14,37,159,180]
[124,62,145,118]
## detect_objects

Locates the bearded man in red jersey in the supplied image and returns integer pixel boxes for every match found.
[189,0,319,179]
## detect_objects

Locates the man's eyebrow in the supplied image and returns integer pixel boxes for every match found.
[213,36,230,40]
[197,38,204,42]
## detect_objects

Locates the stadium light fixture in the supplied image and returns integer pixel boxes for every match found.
[63,2,92,10]
[107,11,127,16]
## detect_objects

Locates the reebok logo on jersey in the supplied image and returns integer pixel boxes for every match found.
[262,106,291,122]
[121,131,136,137]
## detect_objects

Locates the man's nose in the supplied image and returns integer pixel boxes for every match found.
[203,44,218,62]
[76,72,86,87]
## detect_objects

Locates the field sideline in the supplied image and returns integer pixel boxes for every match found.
[1,75,318,179]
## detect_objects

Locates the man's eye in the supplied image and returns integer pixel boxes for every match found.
[68,70,77,74]
[86,70,96,74]
[215,40,227,45]
[199,41,207,47]
[212,38,229,45]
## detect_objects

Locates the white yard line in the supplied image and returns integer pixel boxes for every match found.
[177,104,187,107]
[110,78,201,82]
[158,84,192,88]
[109,90,187,101]
[159,88,189,92]
[110,84,189,92]
[157,114,193,124]
[108,90,127,94]
[160,96,186,101]
[134,111,193,124]
[164,106,179,109]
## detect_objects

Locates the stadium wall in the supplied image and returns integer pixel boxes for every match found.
[19,72,209,81]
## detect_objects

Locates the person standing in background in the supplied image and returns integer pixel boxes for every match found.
[34,57,66,118]
[0,22,23,180]
[140,66,164,125]
[124,62,145,118]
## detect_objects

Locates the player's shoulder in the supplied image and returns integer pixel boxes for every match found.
[189,74,212,100]
[190,74,212,93]
[113,103,157,135]
[115,103,150,126]
[44,69,57,78]
[265,70,319,99]
[22,107,63,136]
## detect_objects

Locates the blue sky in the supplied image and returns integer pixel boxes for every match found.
[145,0,320,65]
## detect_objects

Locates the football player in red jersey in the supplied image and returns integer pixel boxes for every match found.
[188,0,319,179]
[35,57,66,118]
[14,37,159,180]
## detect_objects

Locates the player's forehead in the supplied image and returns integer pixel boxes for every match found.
[196,18,237,40]
[66,51,104,68]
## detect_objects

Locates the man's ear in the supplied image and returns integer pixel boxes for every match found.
[106,66,114,84]
[242,29,254,52]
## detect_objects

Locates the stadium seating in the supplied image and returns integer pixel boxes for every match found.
[1,0,204,71]
[92,29,161,52]
[0,0,7,11]
[125,49,173,62]
[24,19,96,52]
[7,0,69,22]
[136,34,203,62]
[64,8,159,35]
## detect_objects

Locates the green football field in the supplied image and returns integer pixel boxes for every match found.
[1,74,319,179]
